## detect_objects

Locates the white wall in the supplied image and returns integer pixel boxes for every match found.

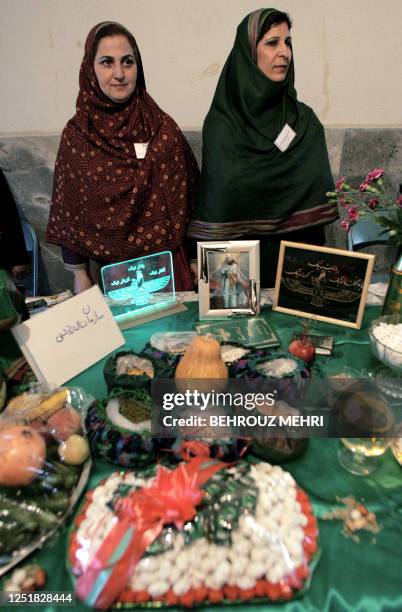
[2,0,401,133]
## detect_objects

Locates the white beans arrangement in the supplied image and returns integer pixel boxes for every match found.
[71,463,317,605]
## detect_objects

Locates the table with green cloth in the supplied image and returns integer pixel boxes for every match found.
[3,302,402,612]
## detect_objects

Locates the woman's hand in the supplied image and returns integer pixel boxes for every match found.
[73,269,93,294]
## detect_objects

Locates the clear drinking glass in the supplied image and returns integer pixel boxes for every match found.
[335,382,395,476]
[338,437,390,475]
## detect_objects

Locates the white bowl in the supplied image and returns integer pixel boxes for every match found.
[369,315,402,374]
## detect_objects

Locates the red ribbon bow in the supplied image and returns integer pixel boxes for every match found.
[76,457,227,609]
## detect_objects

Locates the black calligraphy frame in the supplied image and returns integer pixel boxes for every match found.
[273,241,375,329]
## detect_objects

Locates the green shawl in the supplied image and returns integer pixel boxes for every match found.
[188,8,337,240]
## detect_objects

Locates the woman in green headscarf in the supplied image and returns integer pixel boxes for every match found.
[188,8,337,287]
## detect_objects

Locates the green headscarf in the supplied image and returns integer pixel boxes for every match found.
[188,8,337,240]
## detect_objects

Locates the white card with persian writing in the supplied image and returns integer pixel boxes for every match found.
[12,286,124,388]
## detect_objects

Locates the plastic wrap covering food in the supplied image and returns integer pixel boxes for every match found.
[230,348,308,381]
[69,459,318,609]
[150,332,196,355]
[0,386,92,575]
[229,349,309,409]
[104,351,155,393]
[104,350,172,393]
[85,390,168,467]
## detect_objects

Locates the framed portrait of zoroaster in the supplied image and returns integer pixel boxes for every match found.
[197,240,260,320]
[273,241,375,329]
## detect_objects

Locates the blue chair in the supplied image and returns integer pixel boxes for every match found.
[20,219,39,296]
[347,216,390,251]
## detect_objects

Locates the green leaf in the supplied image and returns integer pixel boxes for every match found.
[375,216,394,226]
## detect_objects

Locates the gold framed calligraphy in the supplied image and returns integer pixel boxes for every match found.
[273,242,375,329]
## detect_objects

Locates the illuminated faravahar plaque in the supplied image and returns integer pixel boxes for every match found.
[101,251,185,328]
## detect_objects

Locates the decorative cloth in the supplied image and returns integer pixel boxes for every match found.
[188,8,337,240]
[46,22,199,289]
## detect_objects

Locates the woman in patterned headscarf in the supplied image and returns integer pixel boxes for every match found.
[188,8,337,287]
[46,22,199,293]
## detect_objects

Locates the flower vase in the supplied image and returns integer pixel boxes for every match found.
[381,251,402,318]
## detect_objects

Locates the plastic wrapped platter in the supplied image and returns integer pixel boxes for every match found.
[69,461,319,608]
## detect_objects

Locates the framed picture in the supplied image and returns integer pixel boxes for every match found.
[273,241,375,329]
[197,241,260,319]
[100,251,186,329]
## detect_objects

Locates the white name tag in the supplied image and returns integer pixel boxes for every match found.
[274,124,296,152]
[134,142,149,159]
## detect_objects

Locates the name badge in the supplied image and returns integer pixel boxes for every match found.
[274,124,296,152]
[134,142,149,159]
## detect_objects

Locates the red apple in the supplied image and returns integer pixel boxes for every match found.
[288,337,315,364]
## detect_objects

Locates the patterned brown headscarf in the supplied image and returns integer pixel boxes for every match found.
[46,22,199,288]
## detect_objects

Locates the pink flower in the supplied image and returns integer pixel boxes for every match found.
[339,195,348,207]
[396,195,402,207]
[368,197,379,209]
[365,168,384,183]
[341,220,351,232]
[359,181,369,192]
[336,176,346,192]
[347,206,359,221]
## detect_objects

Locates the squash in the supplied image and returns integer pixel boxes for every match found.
[175,334,228,392]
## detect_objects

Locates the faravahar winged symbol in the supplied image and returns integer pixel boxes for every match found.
[281,260,363,308]
[107,274,171,305]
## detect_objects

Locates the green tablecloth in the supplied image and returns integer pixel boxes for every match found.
[4,303,402,611]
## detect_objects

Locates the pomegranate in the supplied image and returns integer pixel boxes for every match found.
[288,337,315,364]
[0,424,46,486]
